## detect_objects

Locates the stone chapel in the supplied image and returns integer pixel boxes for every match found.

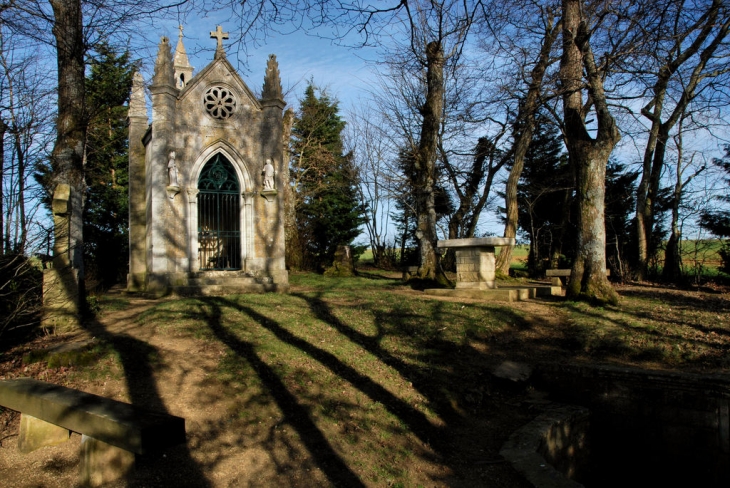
[127,27,289,295]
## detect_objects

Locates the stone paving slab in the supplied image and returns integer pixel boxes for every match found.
[424,288,526,302]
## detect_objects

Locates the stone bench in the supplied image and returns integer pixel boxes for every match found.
[546,268,610,286]
[437,237,515,289]
[0,378,186,486]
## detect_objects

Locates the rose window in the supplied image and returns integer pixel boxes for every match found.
[203,86,237,119]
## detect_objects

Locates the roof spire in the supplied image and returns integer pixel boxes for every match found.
[128,71,146,119]
[262,54,283,100]
[152,36,174,88]
[174,25,194,89]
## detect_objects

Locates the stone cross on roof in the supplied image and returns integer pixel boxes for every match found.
[210,26,229,54]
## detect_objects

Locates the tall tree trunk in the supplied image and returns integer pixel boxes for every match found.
[561,0,619,304]
[12,130,26,254]
[414,41,449,285]
[0,120,4,255]
[662,140,684,283]
[282,108,302,269]
[44,0,86,330]
[662,124,705,283]
[496,13,561,275]
[634,0,728,279]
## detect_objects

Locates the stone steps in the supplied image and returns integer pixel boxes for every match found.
[170,272,279,296]
[172,283,272,296]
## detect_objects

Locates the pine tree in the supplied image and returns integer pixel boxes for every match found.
[514,117,572,276]
[83,44,135,289]
[290,83,364,271]
[605,161,639,280]
[700,146,730,273]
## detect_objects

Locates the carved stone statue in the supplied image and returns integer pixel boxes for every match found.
[168,151,179,186]
[262,159,274,190]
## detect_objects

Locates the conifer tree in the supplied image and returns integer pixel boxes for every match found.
[605,161,639,281]
[513,117,571,276]
[700,147,730,273]
[290,83,364,270]
[83,44,135,289]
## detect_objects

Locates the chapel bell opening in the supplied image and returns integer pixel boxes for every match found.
[197,154,241,270]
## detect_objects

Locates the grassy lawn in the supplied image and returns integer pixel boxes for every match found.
[134,272,728,485]
[3,271,729,486]
[136,273,536,486]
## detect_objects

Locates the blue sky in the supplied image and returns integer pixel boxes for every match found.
[145,19,380,112]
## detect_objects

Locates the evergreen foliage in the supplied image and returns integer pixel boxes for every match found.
[513,117,572,275]
[291,83,364,271]
[605,161,640,279]
[700,146,730,273]
[83,44,135,289]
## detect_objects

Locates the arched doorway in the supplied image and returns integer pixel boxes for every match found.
[197,154,241,270]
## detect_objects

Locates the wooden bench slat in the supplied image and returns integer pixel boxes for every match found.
[0,378,185,454]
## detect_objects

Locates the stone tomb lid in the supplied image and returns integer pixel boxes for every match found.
[437,237,515,248]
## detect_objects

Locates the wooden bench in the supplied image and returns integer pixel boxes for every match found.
[545,268,610,286]
[0,378,185,486]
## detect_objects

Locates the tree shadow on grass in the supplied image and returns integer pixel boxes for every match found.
[198,292,538,486]
[81,317,211,487]
[190,297,366,487]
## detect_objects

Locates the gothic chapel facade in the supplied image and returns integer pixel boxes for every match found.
[127,27,289,295]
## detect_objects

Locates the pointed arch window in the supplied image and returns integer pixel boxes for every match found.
[198,154,241,270]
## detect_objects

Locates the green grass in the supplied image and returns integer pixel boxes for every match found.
[137,272,531,486]
[121,271,730,485]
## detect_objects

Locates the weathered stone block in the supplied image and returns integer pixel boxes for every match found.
[18,414,70,453]
[52,183,71,215]
[80,435,136,487]
[41,267,80,333]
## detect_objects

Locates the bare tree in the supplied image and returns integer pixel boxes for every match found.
[0,29,55,256]
[632,0,730,280]
[559,0,622,303]
[493,4,562,274]
[0,0,196,329]
[662,114,706,282]
[347,106,396,267]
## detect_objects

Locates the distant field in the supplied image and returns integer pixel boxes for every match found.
[357,240,726,276]
[357,244,530,268]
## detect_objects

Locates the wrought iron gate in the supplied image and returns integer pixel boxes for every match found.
[197,155,241,270]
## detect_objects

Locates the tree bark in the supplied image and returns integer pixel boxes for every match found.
[414,41,449,285]
[45,0,87,328]
[496,14,561,275]
[12,129,26,254]
[561,0,619,304]
[0,120,5,255]
[282,108,302,269]
[634,0,728,279]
